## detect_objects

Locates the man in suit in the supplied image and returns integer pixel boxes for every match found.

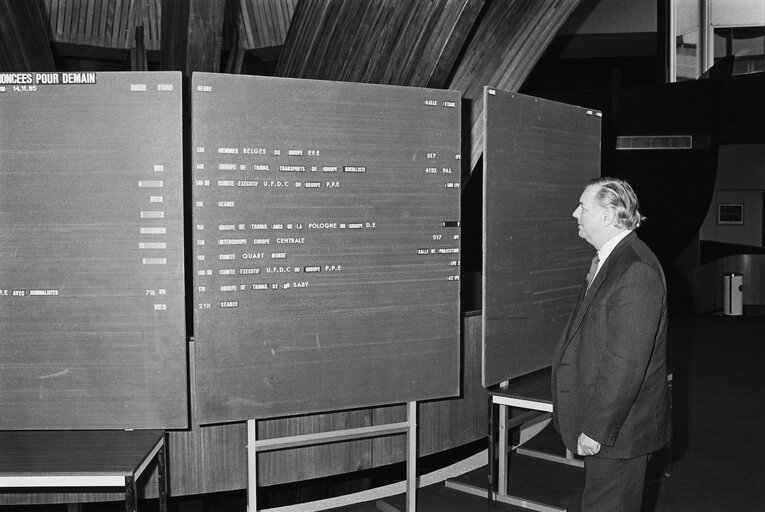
[552,177,671,512]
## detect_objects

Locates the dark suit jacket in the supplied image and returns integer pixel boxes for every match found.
[551,231,671,459]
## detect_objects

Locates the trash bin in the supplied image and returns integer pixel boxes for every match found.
[723,273,743,316]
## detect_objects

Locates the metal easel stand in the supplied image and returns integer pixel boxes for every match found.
[445,386,569,512]
[247,401,418,512]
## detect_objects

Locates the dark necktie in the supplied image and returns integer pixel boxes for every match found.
[586,254,600,289]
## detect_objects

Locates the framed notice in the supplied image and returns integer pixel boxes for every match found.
[0,72,187,429]
[718,203,744,225]
[191,73,462,423]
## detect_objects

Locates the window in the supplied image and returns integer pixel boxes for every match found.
[713,26,765,75]
[670,0,765,81]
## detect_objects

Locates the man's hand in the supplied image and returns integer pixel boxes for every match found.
[577,432,601,456]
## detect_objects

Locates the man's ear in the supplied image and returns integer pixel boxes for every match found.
[603,208,617,227]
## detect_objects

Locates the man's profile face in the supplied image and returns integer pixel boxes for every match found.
[573,185,606,249]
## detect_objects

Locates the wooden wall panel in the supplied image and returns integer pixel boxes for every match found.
[169,422,248,494]
[275,0,484,88]
[167,411,373,493]
[256,411,374,486]
[447,0,583,176]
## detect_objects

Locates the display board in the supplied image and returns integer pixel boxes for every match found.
[483,88,600,387]
[191,73,461,423]
[0,72,187,429]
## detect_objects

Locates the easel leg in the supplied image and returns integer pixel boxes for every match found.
[158,436,168,512]
[406,401,417,512]
[247,419,258,512]
[125,475,137,512]
[488,393,495,508]
[498,404,508,496]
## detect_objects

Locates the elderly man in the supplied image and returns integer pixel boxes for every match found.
[552,177,671,512]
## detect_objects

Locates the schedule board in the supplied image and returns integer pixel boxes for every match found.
[0,72,187,429]
[191,73,461,423]
[483,88,600,387]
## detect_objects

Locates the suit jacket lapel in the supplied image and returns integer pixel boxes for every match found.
[563,282,587,340]
[553,281,587,365]
[558,232,637,357]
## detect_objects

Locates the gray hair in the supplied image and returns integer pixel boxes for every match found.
[586,177,645,230]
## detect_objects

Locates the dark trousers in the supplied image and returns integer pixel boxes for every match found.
[582,454,648,512]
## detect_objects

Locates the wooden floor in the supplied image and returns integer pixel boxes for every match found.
[7,312,765,512]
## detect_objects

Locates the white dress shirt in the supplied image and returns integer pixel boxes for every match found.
[591,229,633,283]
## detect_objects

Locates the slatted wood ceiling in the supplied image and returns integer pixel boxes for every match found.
[238,0,297,50]
[41,0,161,50]
[276,0,485,87]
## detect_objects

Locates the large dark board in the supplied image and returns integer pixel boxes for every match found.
[483,88,600,388]
[0,72,187,429]
[191,73,461,424]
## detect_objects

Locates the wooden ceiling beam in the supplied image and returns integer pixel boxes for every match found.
[130,25,148,71]
[275,0,485,88]
[186,0,227,74]
[448,0,584,177]
[0,0,56,72]
[161,0,226,75]
[160,0,191,72]
[238,0,296,52]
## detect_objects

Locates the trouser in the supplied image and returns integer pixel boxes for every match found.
[581,454,648,512]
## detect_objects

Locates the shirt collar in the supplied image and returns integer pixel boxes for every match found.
[597,229,632,266]
[592,229,632,279]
